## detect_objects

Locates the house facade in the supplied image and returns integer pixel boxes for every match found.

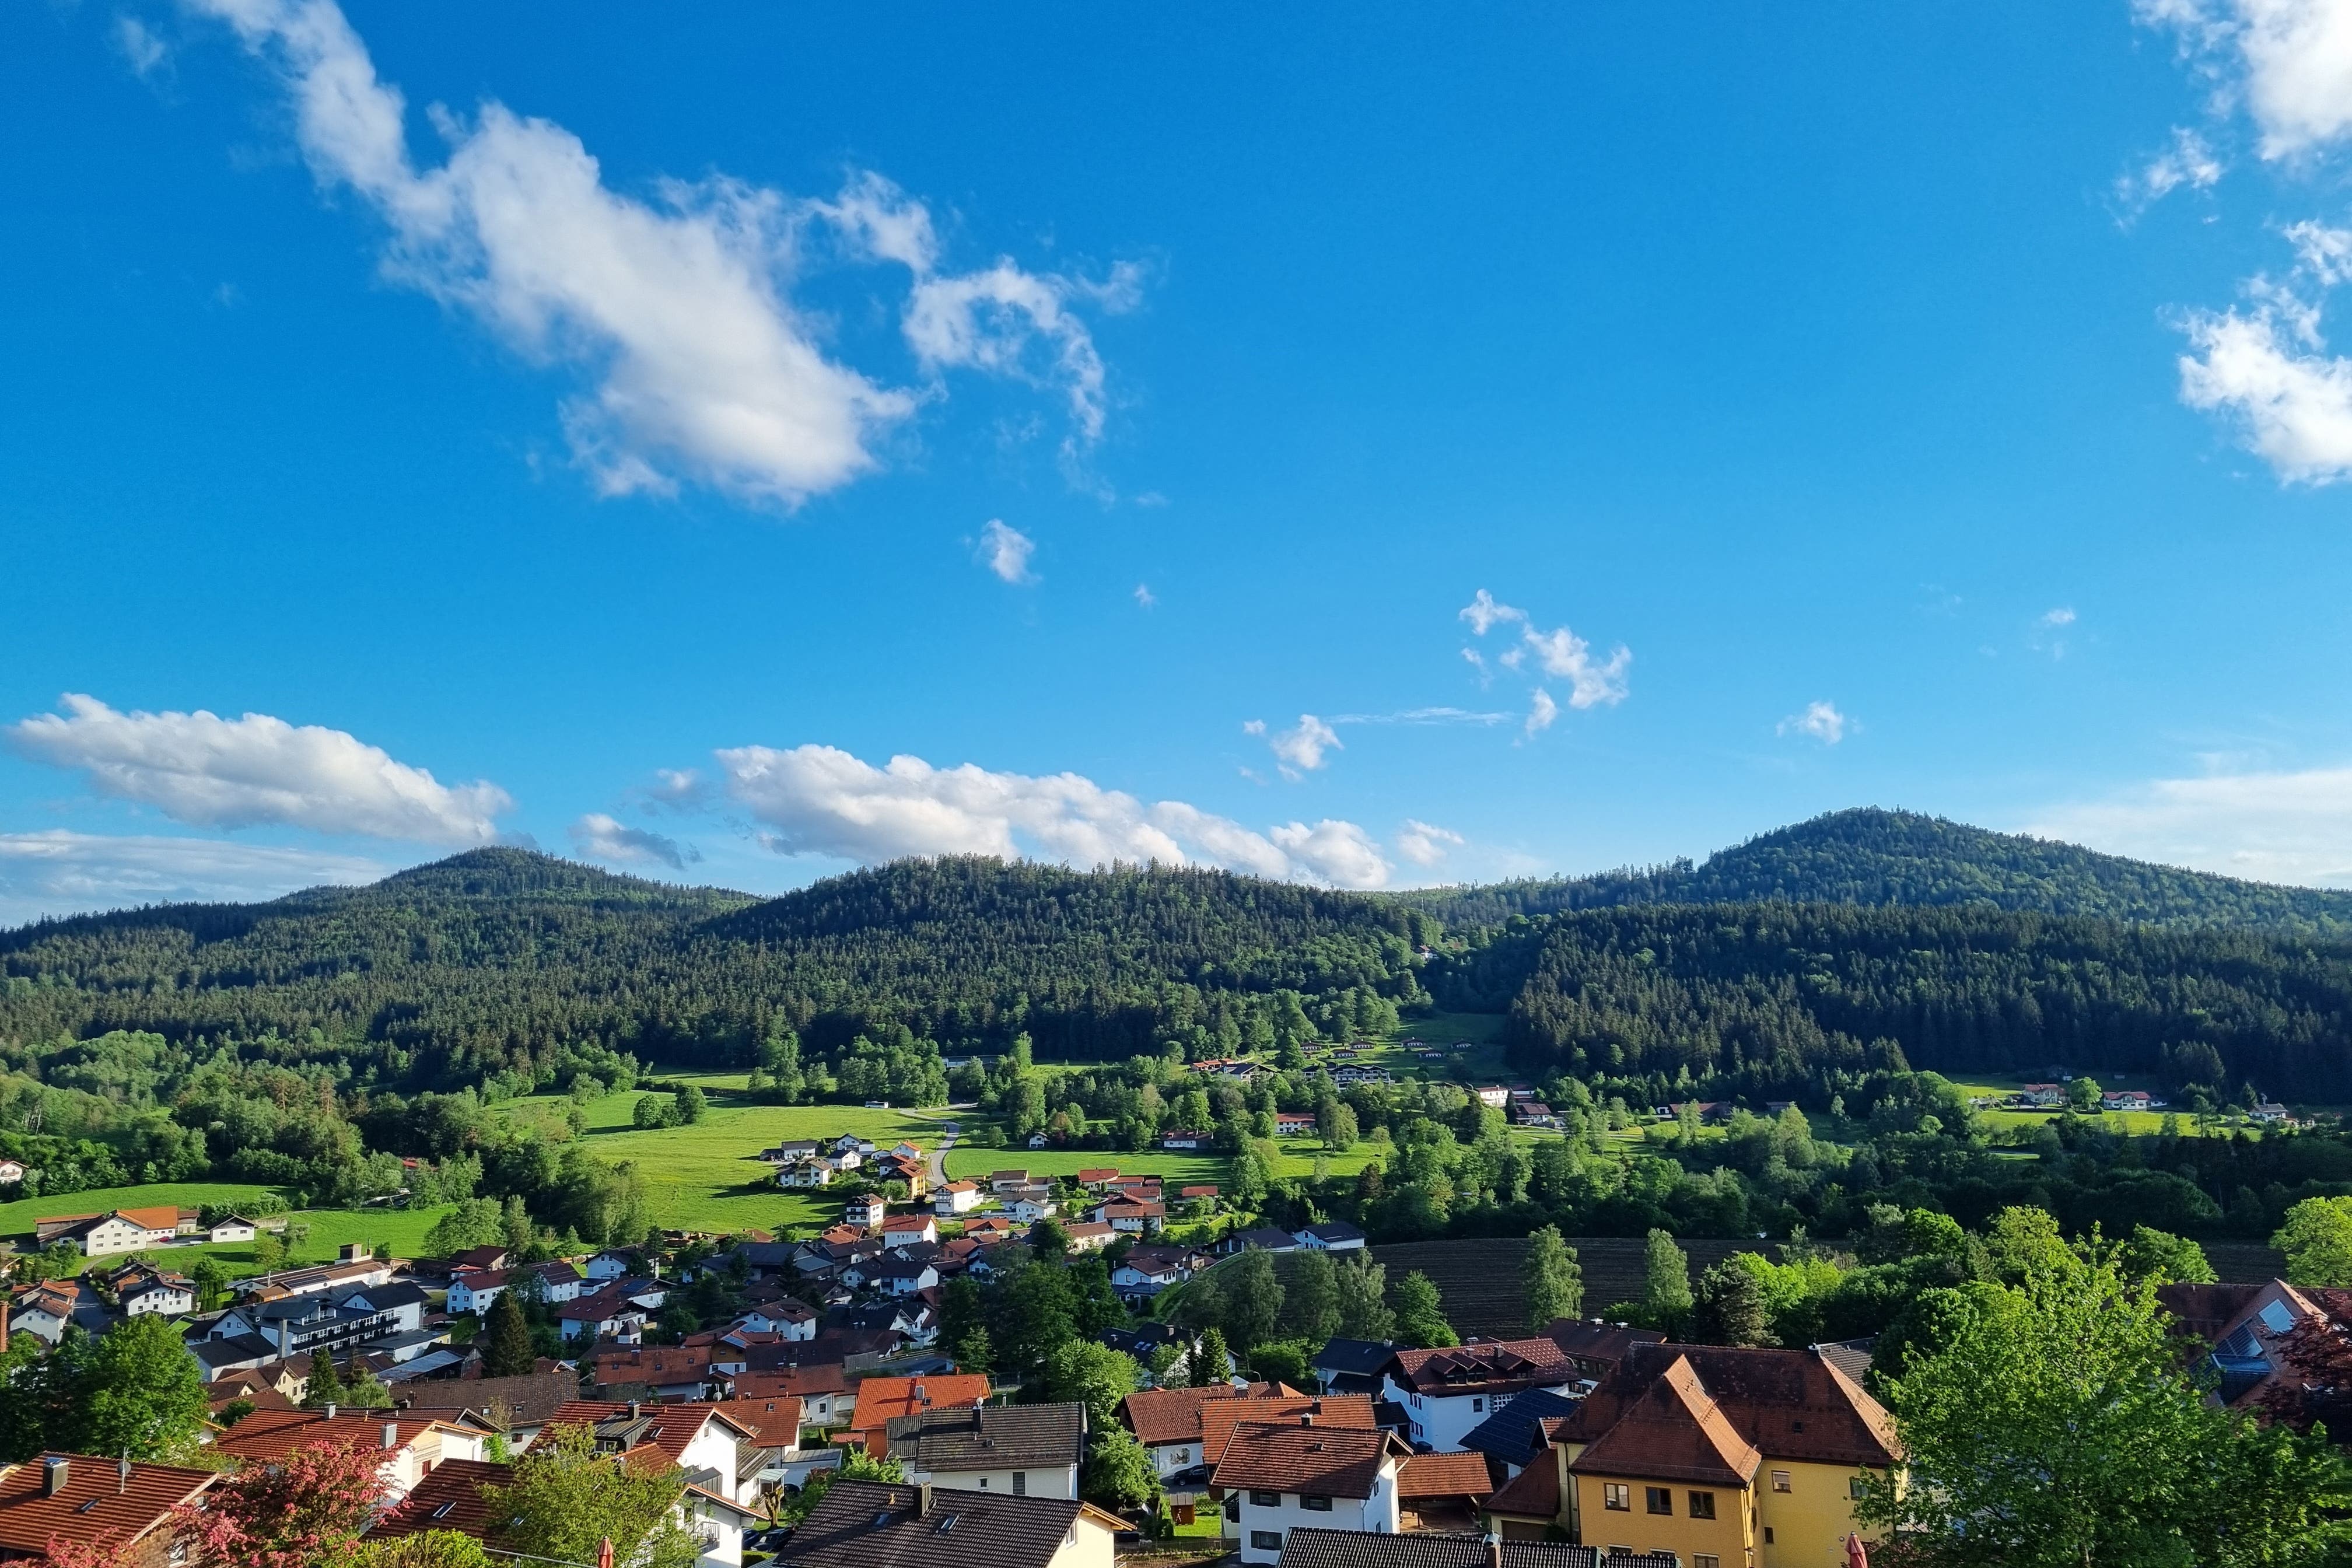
[1212,1418,1408,1566]
[1380,1338,1578,1452]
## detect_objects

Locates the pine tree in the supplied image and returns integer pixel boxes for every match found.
[1192,1328,1231,1387]
[1522,1226,1584,1332]
[481,1289,537,1378]
[303,1345,346,1408]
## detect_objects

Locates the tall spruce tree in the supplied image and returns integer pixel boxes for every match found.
[481,1289,537,1378]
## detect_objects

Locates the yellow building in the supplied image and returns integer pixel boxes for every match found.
[1487,1344,1899,1568]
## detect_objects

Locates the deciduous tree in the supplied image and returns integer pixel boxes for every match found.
[1521,1226,1583,1331]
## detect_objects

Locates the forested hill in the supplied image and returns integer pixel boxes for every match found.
[0,850,1426,1091]
[1401,808,2352,933]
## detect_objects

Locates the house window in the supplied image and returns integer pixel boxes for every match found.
[1695,1559,1720,1568]
[1303,1495,1332,1512]
[1012,1472,1026,1497]
[1850,1477,1867,1501]
[1251,1491,1282,1507]
[1177,1448,1191,1463]
[1471,1398,1484,1412]
[1604,1484,1630,1511]
[1764,1528,1776,1545]
[1771,1469,1791,1492]
[1645,1487,1672,1515]
[1689,1492,1716,1519]
[1251,1531,1284,1551]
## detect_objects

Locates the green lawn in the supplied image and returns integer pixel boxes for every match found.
[0,1181,456,1279]
[551,1091,946,1233]
[943,1143,1228,1186]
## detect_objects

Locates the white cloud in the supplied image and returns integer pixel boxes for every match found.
[1267,715,1341,776]
[9,694,509,844]
[2140,0,2352,160]
[977,519,1037,583]
[178,0,1127,505]
[2287,219,2352,284]
[1525,689,1560,736]
[1458,589,1527,636]
[1777,699,1850,746]
[0,831,388,925]
[1327,708,1511,727]
[2027,762,2352,886]
[1459,589,1632,719]
[1241,719,1267,736]
[712,742,1394,888]
[1395,819,1465,868]
[2039,607,2078,628]
[1521,625,1633,709]
[116,16,169,78]
[2116,126,2225,214]
[1134,583,1156,609]
[2177,292,2352,482]
[569,812,695,870]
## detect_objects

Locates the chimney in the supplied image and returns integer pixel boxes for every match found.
[326,1403,338,1421]
[41,1458,68,1497]
[916,1483,933,1517]
[382,1422,400,1451]
[1486,1536,1503,1568]
[1300,1412,1315,1428]
[628,1401,642,1420]
[117,1459,131,1494]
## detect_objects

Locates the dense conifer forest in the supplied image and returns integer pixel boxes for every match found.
[2,807,2348,1110]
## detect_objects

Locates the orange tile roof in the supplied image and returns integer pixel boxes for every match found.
[1117,1382,1250,1447]
[848,1375,991,1433]
[736,1365,848,1399]
[0,1454,218,1556]
[710,1396,804,1448]
[1398,1449,1495,1500]
[1569,1355,1762,1489]
[1560,1345,1899,1469]
[1198,1395,1377,1465]
[1485,1451,1562,1522]
[365,1459,513,1543]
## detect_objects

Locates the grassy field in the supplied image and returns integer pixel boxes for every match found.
[0,1181,457,1278]
[541,1088,948,1234]
[942,1144,1228,1186]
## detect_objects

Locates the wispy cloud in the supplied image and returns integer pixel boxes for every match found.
[1777,699,1850,746]
[1395,819,1464,868]
[0,830,389,924]
[2115,125,2225,217]
[2137,0,2352,162]
[1458,589,1631,734]
[1133,583,1156,609]
[115,16,169,79]
[569,812,696,870]
[9,694,509,844]
[713,741,1395,888]
[2028,760,2352,886]
[977,519,1037,584]
[176,0,1132,505]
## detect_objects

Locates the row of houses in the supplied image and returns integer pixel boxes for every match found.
[27,1205,261,1258]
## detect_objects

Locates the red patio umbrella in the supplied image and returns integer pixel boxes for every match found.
[1846,1532,1870,1568]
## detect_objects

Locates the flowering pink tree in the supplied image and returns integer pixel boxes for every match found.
[41,1530,136,1568]
[170,1437,388,1568]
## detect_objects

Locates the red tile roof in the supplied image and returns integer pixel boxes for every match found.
[1199,1396,1377,1465]
[1398,1450,1495,1501]
[0,1454,218,1557]
[365,1458,513,1543]
[1559,1345,1899,1469]
[1388,1338,1574,1397]
[1211,1421,1405,1500]
[709,1396,804,1448]
[212,1412,459,1466]
[542,1401,754,1466]
[736,1364,848,1400]
[848,1375,991,1433]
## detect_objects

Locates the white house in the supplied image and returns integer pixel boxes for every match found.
[206,1215,258,1244]
[584,1249,642,1281]
[1293,1222,1367,1252]
[1009,1197,1059,1223]
[1160,1130,1209,1151]
[1380,1338,1580,1452]
[880,1215,939,1248]
[1111,1245,1199,1300]
[1212,1419,1407,1564]
[845,1193,888,1229]
[2018,1083,2066,1108]
[1096,1200,1166,1235]
[0,1158,26,1185]
[778,1159,836,1189]
[887,1401,1087,1500]
[444,1270,510,1315]
[1473,1086,1510,1110]
[935,1180,982,1216]
[2102,1090,2155,1112]
[120,1273,196,1317]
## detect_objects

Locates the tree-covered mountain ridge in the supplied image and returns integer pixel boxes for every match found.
[1398,807,2352,933]
[4,809,2350,1096]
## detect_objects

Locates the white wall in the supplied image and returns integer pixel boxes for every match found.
[918,1465,1080,1500]
[1225,1465,1398,1564]
[1384,1377,1576,1452]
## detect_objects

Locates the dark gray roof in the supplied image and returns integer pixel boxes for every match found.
[1300,1222,1367,1244]
[1231,1226,1299,1250]
[1312,1339,1399,1378]
[1277,1529,1678,1568]
[884,1402,1086,1473]
[1461,1386,1582,1468]
[773,1478,1092,1568]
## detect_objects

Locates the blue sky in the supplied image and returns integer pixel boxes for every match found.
[6,0,2352,922]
